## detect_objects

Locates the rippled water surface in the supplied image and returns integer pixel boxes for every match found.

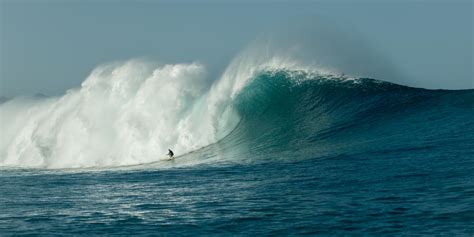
[1,149,473,235]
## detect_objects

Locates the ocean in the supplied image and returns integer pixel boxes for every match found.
[1,58,473,235]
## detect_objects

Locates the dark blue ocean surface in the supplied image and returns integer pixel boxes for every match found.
[1,72,473,235]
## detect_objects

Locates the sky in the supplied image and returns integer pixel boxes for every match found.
[0,0,472,98]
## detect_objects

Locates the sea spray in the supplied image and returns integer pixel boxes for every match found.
[0,60,240,168]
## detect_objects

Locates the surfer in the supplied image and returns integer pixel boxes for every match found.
[167,149,174,159]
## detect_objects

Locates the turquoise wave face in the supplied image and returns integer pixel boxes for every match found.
[196,69,474,164]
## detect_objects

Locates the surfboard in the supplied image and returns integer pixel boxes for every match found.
[161,156,175,161]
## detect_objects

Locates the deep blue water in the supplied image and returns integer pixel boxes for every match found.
[1,71,473,235]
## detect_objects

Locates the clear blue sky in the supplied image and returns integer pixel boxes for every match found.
[0,0,472,97]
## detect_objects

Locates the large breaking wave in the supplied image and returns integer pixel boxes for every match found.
[1,48,473,169]
[0,46,325,169]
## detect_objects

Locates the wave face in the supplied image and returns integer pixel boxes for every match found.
[205,70,474,164]
[1,60,473,169]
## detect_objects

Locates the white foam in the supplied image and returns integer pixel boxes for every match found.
[0,60,241,168]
